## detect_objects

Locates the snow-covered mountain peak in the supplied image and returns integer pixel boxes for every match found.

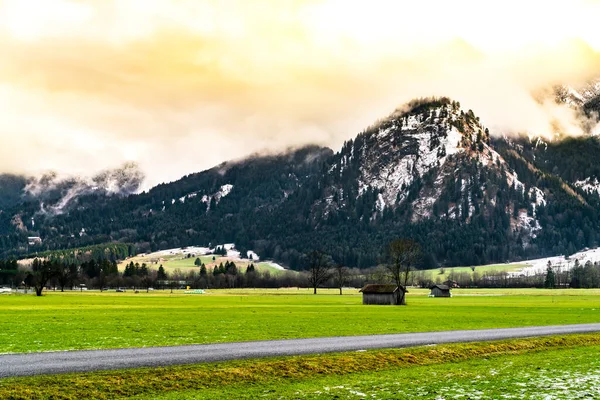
[555,78,600,107]
[313,97,547,240]
[349,98,492,208]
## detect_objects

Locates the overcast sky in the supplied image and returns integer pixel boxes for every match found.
[1,0,600,188]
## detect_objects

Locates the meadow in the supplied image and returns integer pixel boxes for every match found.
[1,288,599,354]
[117,253,287,275]
[117,252,532,280]
[414,263,529,282]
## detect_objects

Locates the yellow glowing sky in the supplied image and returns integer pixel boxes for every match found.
[1,0,600,186]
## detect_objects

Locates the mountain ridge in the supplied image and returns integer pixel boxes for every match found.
[1,98,600,269]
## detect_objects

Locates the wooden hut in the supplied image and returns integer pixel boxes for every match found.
[359,284,407,305]
[429,284,451,297]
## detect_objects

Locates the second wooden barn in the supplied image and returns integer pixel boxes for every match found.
[429,284,452,297]
[359,284,407,305]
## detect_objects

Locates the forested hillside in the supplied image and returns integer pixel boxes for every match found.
[1,98,600,270]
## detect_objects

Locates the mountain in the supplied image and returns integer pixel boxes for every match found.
[0,174,28,210]
[0,147,333,259]
[0,163,145,252]
[1,98,600,269]
[555,78,600,122]
[0,162,144,214]
[270,98,592,268]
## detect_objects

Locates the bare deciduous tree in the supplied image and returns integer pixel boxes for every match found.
[333,263,350,295]
[306,250,331,294]
[384,239,422,305]
[26,258,58,296]
[56,263,78,292]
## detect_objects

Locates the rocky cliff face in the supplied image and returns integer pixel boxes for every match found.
[313,98,547,241]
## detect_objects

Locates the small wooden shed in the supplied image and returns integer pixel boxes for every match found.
[359,284,407,305]
[429,284,451,297]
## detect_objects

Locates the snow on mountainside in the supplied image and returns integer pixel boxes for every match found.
[23,162,145,216]
[552,78,600,136]
[320,98,546,237]
[556,78,600,107]
[168,184,234,211]
[578,79,600,103]
[356,106,463,208]
[575,177,600,196]
[201,184,234,210]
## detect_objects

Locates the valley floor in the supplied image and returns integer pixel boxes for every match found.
[1,289,600,354]
[1,289,599,399]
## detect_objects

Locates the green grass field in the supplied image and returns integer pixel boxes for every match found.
[119,252,534,281]
[415,263,530,281]
[1,289,599,354]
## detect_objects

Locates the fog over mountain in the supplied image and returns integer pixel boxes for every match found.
[0,163,144,216]
[1,1,600,188]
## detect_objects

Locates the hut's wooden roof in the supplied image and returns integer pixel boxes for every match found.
[430,284,451,291]
[359,284,406,294]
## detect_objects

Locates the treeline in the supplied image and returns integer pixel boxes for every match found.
[411,269,544,289]
[409,260,600,289]
[1,243,135,295]
[6,256,600,293]
[25,243,135,264]
[0,259,18,285]
[3,255,368,292]
[561,260,600,288]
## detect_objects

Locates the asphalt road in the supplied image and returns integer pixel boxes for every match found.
[1,323,599,378]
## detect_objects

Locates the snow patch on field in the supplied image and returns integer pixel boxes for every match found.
[435,370,600,400]
[262,262,285,271]
[150,243,237,258]
[301,359,600,399]
[509,247,600,276]
[153,246,212,257]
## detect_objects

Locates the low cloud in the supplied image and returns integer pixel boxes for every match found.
[0,0,599,188]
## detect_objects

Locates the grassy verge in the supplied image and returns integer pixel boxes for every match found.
[1,290,599,353]
[419,263,530,280]
[1,334,599,399]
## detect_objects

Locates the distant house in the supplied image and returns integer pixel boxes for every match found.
[443,280,459,288]
[359,284,407,305]
[429,284,452,297]
[27,236,42,246]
